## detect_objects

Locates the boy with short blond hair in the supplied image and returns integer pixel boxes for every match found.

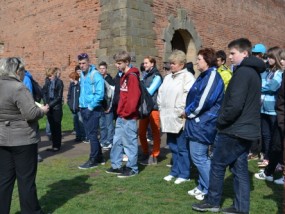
[106,51,141,178]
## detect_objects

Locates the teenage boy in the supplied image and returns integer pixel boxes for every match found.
[106,51,141,178]
[216,50,232,91]
[192,38,266,213]
[77,53,105,169]
[98,61,115,150]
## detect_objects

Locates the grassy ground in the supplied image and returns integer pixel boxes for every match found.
[10,105,283,214]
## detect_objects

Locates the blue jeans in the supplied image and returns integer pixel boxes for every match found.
[73,111,86,140]
[189,140,211,194]
[81,108,103,161]
[110,117,138,173]
[99,111,114,146]
[207,133,252,212]
[167,131,190,179]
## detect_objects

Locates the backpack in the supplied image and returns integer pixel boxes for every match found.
[128,72,154,119]
[90,70,115,111]
[31,78,43,102]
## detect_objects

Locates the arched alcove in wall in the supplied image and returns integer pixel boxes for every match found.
[162,9,202,65]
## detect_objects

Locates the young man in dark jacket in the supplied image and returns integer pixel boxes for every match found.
[192,38,266,213]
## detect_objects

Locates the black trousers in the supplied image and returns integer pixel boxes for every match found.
[47,108,63,149]
[265,126,284,176]
[0,144,42,214]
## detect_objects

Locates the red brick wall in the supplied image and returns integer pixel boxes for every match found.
[0,0,284,95]
[0,0,101,89]
[152,0,285,63]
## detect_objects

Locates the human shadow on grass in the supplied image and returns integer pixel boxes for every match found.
[39,175,91,213]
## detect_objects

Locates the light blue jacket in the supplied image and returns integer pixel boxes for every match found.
[79,64,104,110]
[261,69,283,115]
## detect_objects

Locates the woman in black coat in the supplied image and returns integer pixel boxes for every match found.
[42,67,64,151]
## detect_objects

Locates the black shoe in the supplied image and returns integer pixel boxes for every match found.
[46,147,60,152]
[221,206,249,214]
[105,167,123,174]
[78,159,98,169]
[75,138,81,142]
[97,157,106,165]
[117,167,137,178]
[192,202,220,212]
[139,156,158,165]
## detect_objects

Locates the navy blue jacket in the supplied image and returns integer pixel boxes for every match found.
[184,67,224,144]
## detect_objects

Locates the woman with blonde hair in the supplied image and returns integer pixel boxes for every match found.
[158,50,195,184]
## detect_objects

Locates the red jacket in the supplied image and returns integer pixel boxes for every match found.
[117,67,141,119]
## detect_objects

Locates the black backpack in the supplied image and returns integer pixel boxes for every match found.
[31,78,43,102]
[128,73,154,119]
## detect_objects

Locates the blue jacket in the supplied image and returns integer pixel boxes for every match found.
[260,69,283,115]
[184,67,224,144]
[79,64,104,110]
[23,70,33,94]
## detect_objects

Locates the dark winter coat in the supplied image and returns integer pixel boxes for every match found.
[217,56,266,140]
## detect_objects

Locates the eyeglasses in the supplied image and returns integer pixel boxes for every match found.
[77,53,89,60]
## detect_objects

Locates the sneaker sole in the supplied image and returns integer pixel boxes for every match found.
[105,170,122,175]
[117,174,136,178]
[78,166,97,170]
[192,207,220,212]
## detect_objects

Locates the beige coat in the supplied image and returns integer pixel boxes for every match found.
[157,68,195,133]
[0,76,44,146]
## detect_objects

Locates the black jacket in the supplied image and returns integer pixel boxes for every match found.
[217,56,266,140]
[42,77,64,110]
[67,82,80,113]
[112,71,124,119]
[142,67,162,110]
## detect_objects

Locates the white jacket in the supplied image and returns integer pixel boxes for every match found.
[157,68,195,133]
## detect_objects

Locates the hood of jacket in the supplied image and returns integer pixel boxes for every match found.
[238,56,266,74]
[25,70,33,78]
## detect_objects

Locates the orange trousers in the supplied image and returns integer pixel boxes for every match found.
[138,110,161,157]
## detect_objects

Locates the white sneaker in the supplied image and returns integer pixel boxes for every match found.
[174,177,190,184]
[254,171,273,181]
[122,154,128,162]
[274,176,284,185]
[163,175,175,182]
[102,144,112,150]
[195,193,206,201]
[188,187,203,196]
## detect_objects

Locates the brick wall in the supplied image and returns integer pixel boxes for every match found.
[152,0,285,65]
[0,0,284,95]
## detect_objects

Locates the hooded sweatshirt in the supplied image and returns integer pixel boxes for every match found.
[117,67,141,119]
[217,56,266,140]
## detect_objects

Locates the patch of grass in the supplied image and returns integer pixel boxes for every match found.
[10,106,283,213]
[10,155,282,214]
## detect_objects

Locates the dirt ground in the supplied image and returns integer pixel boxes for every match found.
[38,131,170,162]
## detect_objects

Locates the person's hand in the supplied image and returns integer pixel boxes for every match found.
[104,109,110,113]
[41,104,49,114]
[180,111,186,119]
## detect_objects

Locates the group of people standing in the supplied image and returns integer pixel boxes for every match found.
[0,37,284,214]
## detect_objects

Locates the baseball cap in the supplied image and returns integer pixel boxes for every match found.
[252,44,266,54]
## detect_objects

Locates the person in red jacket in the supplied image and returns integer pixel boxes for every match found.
[106,50,141,178]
